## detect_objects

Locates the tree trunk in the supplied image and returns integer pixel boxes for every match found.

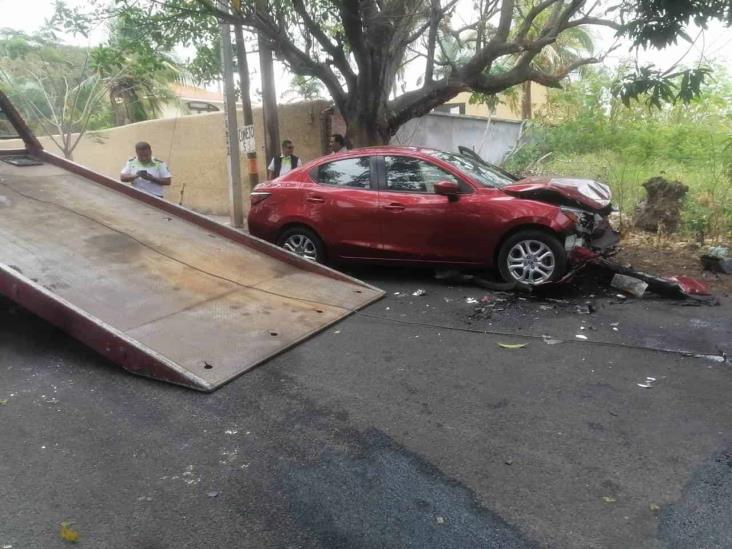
[521,81,532,120]
[346,115,392,148]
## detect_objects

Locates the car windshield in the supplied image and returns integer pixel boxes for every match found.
[429,151,515,189]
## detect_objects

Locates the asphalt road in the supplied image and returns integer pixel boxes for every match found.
[1,266,731,549]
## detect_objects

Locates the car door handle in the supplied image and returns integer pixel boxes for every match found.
[384,203,405,211]
[306,195,325,204]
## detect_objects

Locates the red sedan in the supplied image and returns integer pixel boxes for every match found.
[247,146,617,285]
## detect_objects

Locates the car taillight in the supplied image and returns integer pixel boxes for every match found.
[250,192,271,206]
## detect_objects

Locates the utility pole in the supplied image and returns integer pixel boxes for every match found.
[256,0,280,167]
[219,19,244,228]
[234,24,258,191]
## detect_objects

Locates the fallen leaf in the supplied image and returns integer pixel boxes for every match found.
[497,343,527,349]
[601,496,616,503]
[60,522,79,543]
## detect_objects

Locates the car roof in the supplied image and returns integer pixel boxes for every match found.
[335,145,440,156]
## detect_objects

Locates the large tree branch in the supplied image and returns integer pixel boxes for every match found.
[424,0,441,84]
[565,16,622,31]
[290,0,356,86]
[514,0,561,41]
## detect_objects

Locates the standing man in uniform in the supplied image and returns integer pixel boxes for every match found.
[267,139,301,179]
[120,141,172,198]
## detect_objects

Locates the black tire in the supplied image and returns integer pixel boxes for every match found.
[276,226,327,263]
[497,229,567,285]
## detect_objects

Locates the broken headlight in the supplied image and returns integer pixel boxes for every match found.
[560,206,596,235]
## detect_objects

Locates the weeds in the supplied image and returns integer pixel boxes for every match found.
[505,67,732,241]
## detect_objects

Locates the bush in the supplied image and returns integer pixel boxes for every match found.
[505,67,732,240]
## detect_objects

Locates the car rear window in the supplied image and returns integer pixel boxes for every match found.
[312,157,371,188]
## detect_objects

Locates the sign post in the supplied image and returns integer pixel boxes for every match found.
[219,20,244,228]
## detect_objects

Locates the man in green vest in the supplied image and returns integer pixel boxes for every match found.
[120,141,172,198]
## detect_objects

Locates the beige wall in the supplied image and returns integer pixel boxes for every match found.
[441,83,548,120]
[3,100,330,216]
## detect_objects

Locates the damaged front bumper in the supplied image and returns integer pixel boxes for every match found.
[565,225,620,261]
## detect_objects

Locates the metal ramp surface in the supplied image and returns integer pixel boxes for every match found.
[0,93,383,391]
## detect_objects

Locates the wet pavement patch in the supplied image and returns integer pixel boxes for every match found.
[658,445,732,548]
[277,428,536,549]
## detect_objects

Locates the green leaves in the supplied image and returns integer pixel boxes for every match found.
[612,66,713,109]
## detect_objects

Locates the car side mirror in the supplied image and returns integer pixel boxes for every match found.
[434,180,460,201]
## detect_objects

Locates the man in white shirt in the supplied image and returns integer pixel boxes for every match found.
[329,133,348,154]
[120,142,172,198]
[267,139,301,179]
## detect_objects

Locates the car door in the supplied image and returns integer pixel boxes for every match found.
[376,155,485,264]
[305,155,382,259]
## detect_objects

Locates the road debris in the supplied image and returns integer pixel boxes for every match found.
[207,491,220,498]
[497,343,527,349]
[611,274,648,298]
[542,335,564,345]
[650,503,661,512]
[0,399,7,406]
[575,334,588,340]
[435,516,446,524]
[465,297,479,304]
[601,496,617,503]
[59,522,79,543]
[700,246,731,274]
[412,289,427,297]
[637,376,657,388]
[688,353,727,363]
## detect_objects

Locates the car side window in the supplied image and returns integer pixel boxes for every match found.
[313,157,371,188]
[384,156,460,193]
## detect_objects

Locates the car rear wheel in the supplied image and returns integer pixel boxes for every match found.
[276,226,326,263]
[497,230,567,285]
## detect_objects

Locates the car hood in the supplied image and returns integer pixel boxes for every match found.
[503,176,612,211]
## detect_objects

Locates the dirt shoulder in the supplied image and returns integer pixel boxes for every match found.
[614,231,732,295]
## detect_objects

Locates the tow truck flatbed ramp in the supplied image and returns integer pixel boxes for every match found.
[0,92,383,391]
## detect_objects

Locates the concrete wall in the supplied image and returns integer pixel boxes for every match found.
[447,84,549,120]
[392,111,523,164]
[2,100,330,216]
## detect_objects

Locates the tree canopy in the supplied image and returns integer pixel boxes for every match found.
[52,0,731,145]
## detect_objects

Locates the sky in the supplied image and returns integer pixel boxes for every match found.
[3,0,732,98]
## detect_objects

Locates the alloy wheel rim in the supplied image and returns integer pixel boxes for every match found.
[507,239,555,284]
[283,234,318,261]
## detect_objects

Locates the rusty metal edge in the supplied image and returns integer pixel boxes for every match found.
[0,264,215,392]
[0,91,43,154]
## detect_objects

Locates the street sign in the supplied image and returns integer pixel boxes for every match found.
[239,124,255,153]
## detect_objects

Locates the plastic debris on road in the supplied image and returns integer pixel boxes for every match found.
[575,334,588,340]
[465,297,478,304]
[497,342,527,349]
[689,353,726,363]
[412,289,427,296]
[637,376,657,388]
[611,274,648,298]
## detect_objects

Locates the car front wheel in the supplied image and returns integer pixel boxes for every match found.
[497,230,567,285]
[276,226,326,263]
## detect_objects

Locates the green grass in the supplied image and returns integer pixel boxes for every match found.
[527,152,731,242]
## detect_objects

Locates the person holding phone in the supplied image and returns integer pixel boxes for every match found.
[120,141,172,198]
